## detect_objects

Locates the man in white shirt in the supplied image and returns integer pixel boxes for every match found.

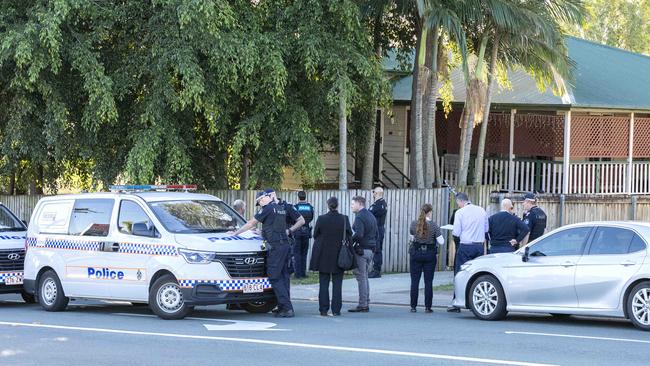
[448,192,488,313]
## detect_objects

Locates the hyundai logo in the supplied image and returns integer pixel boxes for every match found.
[244,257,257,265]
[7,253,20,261]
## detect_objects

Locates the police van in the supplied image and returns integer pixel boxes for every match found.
[23,185,275,319]
[0,203,35,303]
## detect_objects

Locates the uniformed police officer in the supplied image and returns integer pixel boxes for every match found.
[271,191,305,275]
[293,191,314,279]
[368,187,387,278]
[230,190,295,318]
[522,193,547,242]
[488,199,529,253]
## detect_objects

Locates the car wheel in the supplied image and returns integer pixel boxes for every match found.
[469,275,507,321]
[627,281,650,331]
[21,290,36,304]
[38,270,69,311]
[149,275,192,320]
[242,298,277,314]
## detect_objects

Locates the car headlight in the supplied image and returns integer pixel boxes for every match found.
[460,263,472,272]
[179,249,216,264]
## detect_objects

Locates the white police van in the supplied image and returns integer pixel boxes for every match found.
[0,203,35,303]
[23,185,275,319]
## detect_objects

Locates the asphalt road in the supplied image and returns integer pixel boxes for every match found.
[1,294,649,366]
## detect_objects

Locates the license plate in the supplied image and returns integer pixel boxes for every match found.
[4,276,23,286]
[242,283,264,293]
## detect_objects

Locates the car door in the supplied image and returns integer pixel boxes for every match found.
[110,198,161,301]
[574,226,647,310]
[63,198,117,298]
[505,227,592,308]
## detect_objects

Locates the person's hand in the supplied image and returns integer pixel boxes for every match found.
[510,239,518,246]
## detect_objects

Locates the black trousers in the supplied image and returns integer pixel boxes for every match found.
[268,242,293,312]
[293,234,310,278]
[372,226,385,273]
[318,272,344,314]
[410,250,437,309]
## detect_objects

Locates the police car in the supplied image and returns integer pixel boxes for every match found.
[0,203,35,303]
[23,185,275,319]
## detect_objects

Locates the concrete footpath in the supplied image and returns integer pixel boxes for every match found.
[291,271,455,308]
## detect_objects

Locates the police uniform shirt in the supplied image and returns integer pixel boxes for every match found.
[254,203,288,243]
[523,206,547,242]
[369,198,387,228]
[278,199,302,228]
[294,202,314,235]
[488,211,529,247]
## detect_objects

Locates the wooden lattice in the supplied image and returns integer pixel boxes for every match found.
[570,116,630,158]
[485,113,510,155]
[633,118,650,157]
[514,114,565,157]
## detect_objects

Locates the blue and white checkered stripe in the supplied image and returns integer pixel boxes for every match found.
[27,237,177,256]
[118,243,178,256]
[178,277,272,291]
[0,272,23,284]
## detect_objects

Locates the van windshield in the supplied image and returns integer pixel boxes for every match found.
[0,205,26,231]
[148,200,245,234]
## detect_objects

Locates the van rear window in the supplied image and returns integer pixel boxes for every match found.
[68,199,115,237]
[148,200,244,234]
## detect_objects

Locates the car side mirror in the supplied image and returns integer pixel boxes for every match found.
[132,222,156,238]
[522,246,530,262]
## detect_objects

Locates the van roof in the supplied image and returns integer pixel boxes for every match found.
[36,191,222,203]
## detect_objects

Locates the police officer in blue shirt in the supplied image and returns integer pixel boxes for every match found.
[293,191,314,279]
[272,191,305,275]
[368,187,387,278]
[488,199,529,253]
[522,193,547,242]
[231,190,295,318]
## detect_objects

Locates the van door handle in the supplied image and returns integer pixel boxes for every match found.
[103,242,120,252]
[620,260,636,267]
[561,261,575,267]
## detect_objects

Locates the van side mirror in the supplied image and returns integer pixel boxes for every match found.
[522,246,530,262]
[132,222,156,238]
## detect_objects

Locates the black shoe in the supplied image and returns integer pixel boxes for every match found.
[447,306,461,313]
[410,307,417,313]
[275,310,295,318]
[368,271,381,278]
[348,307,369,313]
[332,312,341,316]
[271,307,280,314]
[425,308,433,313]
[320,311,328,317]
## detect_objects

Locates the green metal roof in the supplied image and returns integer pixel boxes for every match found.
[387,37,650,111]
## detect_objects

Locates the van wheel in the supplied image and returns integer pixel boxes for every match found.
[469,275,507,321]
[149,275,192,320]
[627,281,650,331]
[242,298,277,314]
[21,290,36,304]
[38,270,69,311]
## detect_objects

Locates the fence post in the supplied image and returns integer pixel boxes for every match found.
[559,194,566,227]
[630,195,638,221]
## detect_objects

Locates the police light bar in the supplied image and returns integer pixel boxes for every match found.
[109,184,198,192]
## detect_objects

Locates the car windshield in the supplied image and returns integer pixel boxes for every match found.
[148,200,245,234]
[0,205,25,231]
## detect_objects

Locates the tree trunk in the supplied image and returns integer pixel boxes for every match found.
[473,36,500,186]
[458,108,475,187]
[240,146,250,190]
[36,165,44,194]
[424,29,440,188]
[338,92,348,191]
[412,26,427,189]
[362,34,384,190]
[8,170,15,195]
[409,22,423,188]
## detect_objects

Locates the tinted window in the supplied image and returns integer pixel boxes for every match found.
[529,227,591,257]
[118,201,154,236]
[148,200,244,234]
[589,227,635,255]
[0,205,25,231]
[629,235,647,253]
[68,199,114,237]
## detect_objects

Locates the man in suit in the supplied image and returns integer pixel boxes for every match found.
[349,196,378,313]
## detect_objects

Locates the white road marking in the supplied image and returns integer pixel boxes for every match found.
[113,312,288,331]
[505,331,650,344]
[0,321,556,366]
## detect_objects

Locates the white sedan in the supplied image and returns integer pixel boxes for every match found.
[452,221,650,330]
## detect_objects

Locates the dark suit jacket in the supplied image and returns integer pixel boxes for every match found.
[309,211,352,274]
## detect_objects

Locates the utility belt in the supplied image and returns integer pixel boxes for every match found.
[410,242,437,252]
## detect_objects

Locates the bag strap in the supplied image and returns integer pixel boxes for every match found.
[341,215,346,244]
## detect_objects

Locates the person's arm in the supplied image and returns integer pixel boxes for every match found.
[370,201,387,218]
[433,223,444,245]
[286,205,305,234]
[452,210,462,238]
[231,218,259,236]
[288,216,305,235]
[515,217,530,243]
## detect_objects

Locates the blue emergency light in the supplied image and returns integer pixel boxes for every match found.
[108,184,198,192]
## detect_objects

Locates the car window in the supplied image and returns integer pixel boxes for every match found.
[68,199,114,237]
[0,205,25,231]
[588,227,636,255]
[629,235,647,253]
[529,227,591,257]
[118,200,154,236]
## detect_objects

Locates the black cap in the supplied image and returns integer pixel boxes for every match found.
[524,192,537,201]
